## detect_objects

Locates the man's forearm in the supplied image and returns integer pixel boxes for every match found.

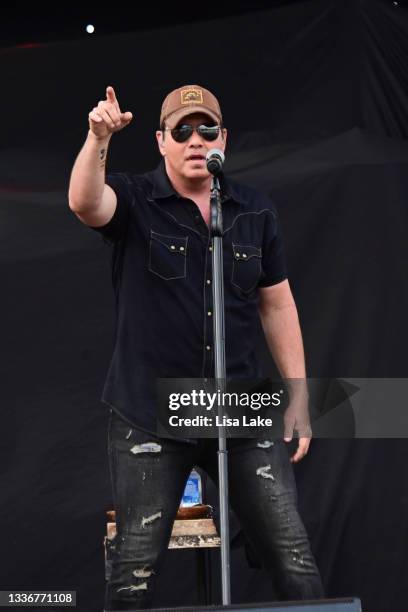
[259,303,306,380]
[68,131,111,212]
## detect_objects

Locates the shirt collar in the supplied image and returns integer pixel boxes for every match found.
[148,159,250,206]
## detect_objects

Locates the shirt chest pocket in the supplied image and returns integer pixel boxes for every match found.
[148,231,188,280]
[231,243,262,292]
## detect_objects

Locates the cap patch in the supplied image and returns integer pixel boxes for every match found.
[181,88,203,105]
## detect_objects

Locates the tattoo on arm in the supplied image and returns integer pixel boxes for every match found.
[99,148,107,168]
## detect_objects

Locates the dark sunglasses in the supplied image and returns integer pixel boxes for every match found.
[164,124,221,143]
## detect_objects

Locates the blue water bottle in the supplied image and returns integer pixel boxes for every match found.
[181,468,202,507]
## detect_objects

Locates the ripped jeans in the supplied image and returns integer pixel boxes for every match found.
[105,409,324,610]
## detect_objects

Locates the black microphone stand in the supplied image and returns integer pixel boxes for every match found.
[209,167,231,605]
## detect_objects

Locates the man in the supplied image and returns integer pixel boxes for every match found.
[68,84,324,610]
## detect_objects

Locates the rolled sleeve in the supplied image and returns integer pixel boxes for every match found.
[258,208,288,287]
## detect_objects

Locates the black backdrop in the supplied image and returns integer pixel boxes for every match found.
[1,1,408,610]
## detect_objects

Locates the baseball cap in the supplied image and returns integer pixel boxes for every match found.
[160,84,222,129]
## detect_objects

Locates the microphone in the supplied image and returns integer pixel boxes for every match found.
[206,148,225,175]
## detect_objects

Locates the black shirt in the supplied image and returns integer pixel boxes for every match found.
[89,160,287,433]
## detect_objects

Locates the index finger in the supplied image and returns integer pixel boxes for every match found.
[106,85,121,113]
[106,86,117,103]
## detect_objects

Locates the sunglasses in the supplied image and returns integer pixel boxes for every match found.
[164,124,221,143]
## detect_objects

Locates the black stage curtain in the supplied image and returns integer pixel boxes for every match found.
[1,1,408,610]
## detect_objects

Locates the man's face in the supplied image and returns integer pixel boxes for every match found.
[156,112,227,181]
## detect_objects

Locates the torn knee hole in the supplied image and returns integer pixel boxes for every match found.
[141,511,162,528]
[130,442,162,455]
[256,464,275,480]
